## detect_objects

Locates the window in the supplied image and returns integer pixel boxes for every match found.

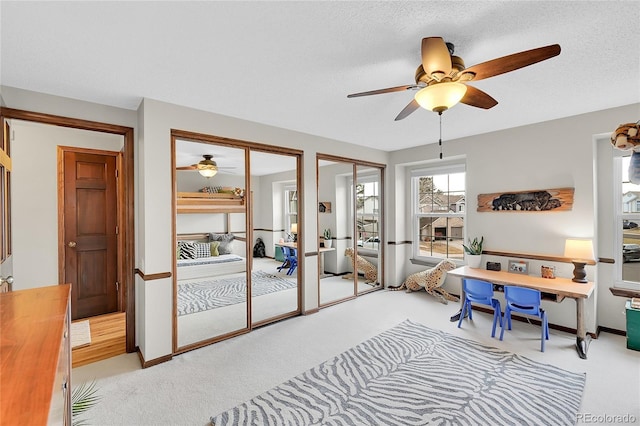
[284,186,297,236]
[412,164,465,262]
[617,154,640,288]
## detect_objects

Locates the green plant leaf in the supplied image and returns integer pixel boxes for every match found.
[72,380,100,426]
[463,236,483,255]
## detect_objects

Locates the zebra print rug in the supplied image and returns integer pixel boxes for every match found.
[211,320,585,425]
[178,270,296,316]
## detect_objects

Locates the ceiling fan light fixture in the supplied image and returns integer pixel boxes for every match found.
[198,167,218,178]
[197,155,218,177]
[414,82,467,113]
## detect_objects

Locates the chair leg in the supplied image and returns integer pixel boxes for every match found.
[457,299,468,328]
[499,308,510,341]
[541,312,546,352]
[287,264,297,275]
[491,309,499,338]
[493,300,503,328]
[541,311,549,352]
[544,313,550,340]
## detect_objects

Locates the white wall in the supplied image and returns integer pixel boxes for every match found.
[318,162,353,274]
[253,169,297,258]
[388,103,640,332]
[5,84,637,360]
[10,120,123,290]
[138,98,388,361]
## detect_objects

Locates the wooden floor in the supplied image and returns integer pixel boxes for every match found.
[72,311,126,368]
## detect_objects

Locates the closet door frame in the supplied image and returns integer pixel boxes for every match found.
[316,153,385,308]
[171,129,303,354]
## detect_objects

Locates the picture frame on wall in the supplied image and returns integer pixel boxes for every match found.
[319,202,331,213]
[508,260,529,275]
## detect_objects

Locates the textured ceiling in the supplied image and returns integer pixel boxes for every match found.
[1,1,639,152]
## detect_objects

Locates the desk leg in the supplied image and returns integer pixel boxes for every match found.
[576,297,589,359]
[319,252,330,279]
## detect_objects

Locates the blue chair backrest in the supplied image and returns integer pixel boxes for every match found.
[288,247,298,260]
[281,246,291,258]
[505,286,542,315]
[463,278,494,304]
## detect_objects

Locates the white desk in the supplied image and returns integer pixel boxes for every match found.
[448,266,595,359]
[318,246,336,278]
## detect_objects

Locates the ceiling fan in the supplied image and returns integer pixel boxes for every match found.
[347,37,561,120]
[176,154,235,177]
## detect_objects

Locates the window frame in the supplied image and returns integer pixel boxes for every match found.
[615,152,640,290]
[410,163,466,265]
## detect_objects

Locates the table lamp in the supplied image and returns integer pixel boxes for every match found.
[564,238,594,283]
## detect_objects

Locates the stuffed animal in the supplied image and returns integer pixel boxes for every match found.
[388,259,458,304]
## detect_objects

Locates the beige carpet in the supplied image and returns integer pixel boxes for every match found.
[71,320,91,349]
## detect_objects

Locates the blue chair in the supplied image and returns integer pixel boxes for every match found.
[277,246,291,272]
[457,278,502,337]
[500,285,549,352]
[285,247,298,275]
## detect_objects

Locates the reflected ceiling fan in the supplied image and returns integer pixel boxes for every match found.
[176,154,235,177]
[347,37,561,120]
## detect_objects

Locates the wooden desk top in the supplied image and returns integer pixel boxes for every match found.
[1,284,71,425]
[448,266,594,299]
[276,241,298,249]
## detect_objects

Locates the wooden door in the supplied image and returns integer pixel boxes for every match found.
[63,150,118,319]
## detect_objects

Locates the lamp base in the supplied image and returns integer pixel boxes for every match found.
[571,261,588,283]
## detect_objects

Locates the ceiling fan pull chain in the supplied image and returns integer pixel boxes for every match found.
[439,111,443,159]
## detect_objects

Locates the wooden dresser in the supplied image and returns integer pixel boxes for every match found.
[1,284,72,425]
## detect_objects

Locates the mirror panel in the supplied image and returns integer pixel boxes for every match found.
[250,150,299,325]
[318,159,357,306]
[355,165,381,294]
[175,140,249,349]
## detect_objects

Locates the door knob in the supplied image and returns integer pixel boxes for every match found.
[68,241,77,248]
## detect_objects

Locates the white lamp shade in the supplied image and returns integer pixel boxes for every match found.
[290,223,298,234]
[198,167,218,178]
[414,82,468,112]
[564,238,594,261]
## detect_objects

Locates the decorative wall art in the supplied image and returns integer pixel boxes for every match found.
[477,187,574,212]
[319,202,332,213]
[508,260,529,275]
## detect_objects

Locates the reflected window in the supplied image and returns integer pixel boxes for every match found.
[285,187,297,236]
[411,164,465,262]
[618,154,640,288]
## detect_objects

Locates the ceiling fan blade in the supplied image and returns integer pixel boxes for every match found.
[394,99,420,121]
[463,44,561,82]
[460,85,498,109]
[421,37,452,77]
[176,165,197,170]
[347,85,416,98]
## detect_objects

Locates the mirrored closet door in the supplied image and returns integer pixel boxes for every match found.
[174,139,249,349]
[317,155,384,307]
[249,149,300,326]
[355,165,382,295]
[173,132,303,353]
